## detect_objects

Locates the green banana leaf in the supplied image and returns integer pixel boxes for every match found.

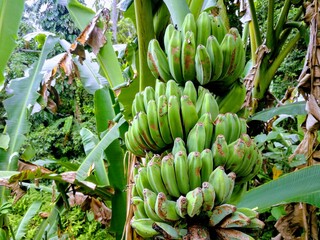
[15,201,42,240]
[248,101,307,122]
[67,0,125,88]
[0,36,58,174]
[237,165,320,211]
[0,0,24,88]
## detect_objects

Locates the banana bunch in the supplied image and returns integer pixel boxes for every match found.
[126,80,219,157]
[147,11,245,89]
[131,159,264,239]
[211,133,263,183]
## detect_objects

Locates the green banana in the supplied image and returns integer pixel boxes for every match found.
[152,222,181,239]
[200,149,214,183]
[166,79,181,100]
[236,207,259,220]
[225,139,246,172]
[195,86,210,115]
[239,117,247,135]
[243,218,265,229]
[147,39,172,82]
[188,151,202,190]
[187,122,206,153]
[168,29,183,83]
[206,35,224,81]
[130,217,159,238]
[181,13,197,38]
[196,11,211,46]
[211,134,229,167]
[164,24,175,55]
[174,150,190,195]
[161,154,181,198]
[181,31,196,82]
[218,33,237,81]
[183,80,197,106]
[147,100,166,149]
[131,196,148,219]
[147,155,168,194]
[157,95,173,145]
[198,112,214,149]
[201,181,216,211]
[143,86,155,111]
[138,166,153,191]
[195,44,212,85]
[209,204,237,227]
[143,189,163,222]
[133,92,146,114]
[199,93,219,122]
[155,192,180,221]
[168,95,184,140]
[216,80,246,114]
[225,172,236,202]
[155,79,166,103]
[134,174,143,199]
[208,166,232,205]
[172,137,187,156]
[211,15,227,44]
[131,119,152,152]
[181,94,199,136]
[186,187,203,217]
[136,111,159,151]
[213,114,229,144]
[125,131,145,157]
[175,195,188,218]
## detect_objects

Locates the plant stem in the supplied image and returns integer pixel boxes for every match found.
[248,0,262,46]
[134,0,156,91]
[266,0,275,49]
[274,0,291,41]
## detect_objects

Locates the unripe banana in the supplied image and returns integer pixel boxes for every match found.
[233,134,254,176]
[196,11,211,46]
[172,137,187,156]
[236,207,259,219]
[166,79,181,100]
[155,192,180,221]
[175,195,188,218]
[198,112,214,149]
[134,174,144,199]
[200,149,214,183]
[155,79,166,103]
[225,172,236,202]
[209,204,237,227]
[224,113,241,144]
[147,39,172,82]
[181,31,196,82]
[143,86,155,111]
[188,151,202,190]
[181,95,199,136]
[213,114,230,144]
[168,29,183,83]
[208,166,231,205]
[138,167,153,192]
[211,134,229,167]
[131,196,148,219]
[239,118,247,135]
[201,181,216,211]
[211,15,227,44]
[174,150,190,195]
[195,86,210,115]
[130,217,159,238]
[199,93,219,122]
[125,130,145,157]
[143,188,164,222]
[206,35,224,82]
[244,218,265,229]
[161,154,181,198]
[195,44,212,85]
[152,222,181,239]
[186,187,203,217]
[157,95,173,145]
[168,95,184,140]
[131,119,152,151]
[218,33,237,81]
[183,80,197,106]
[181,13,197,38]
[187,122,206,153]
[147,100,166,149]
[134,92,146,114]
[137,111,159,151]
[147,155,168,194]
[164,24,175,55]
[216,80,246,114]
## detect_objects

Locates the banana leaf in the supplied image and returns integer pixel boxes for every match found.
[237,165,320,211]
[163,0,190,29]
[0,0,24,88]
[15,201,42,240]
[0,36,58,176]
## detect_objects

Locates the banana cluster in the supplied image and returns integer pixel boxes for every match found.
[125,80,219,157]
[147,11,245,91]
[130,152,264,239]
